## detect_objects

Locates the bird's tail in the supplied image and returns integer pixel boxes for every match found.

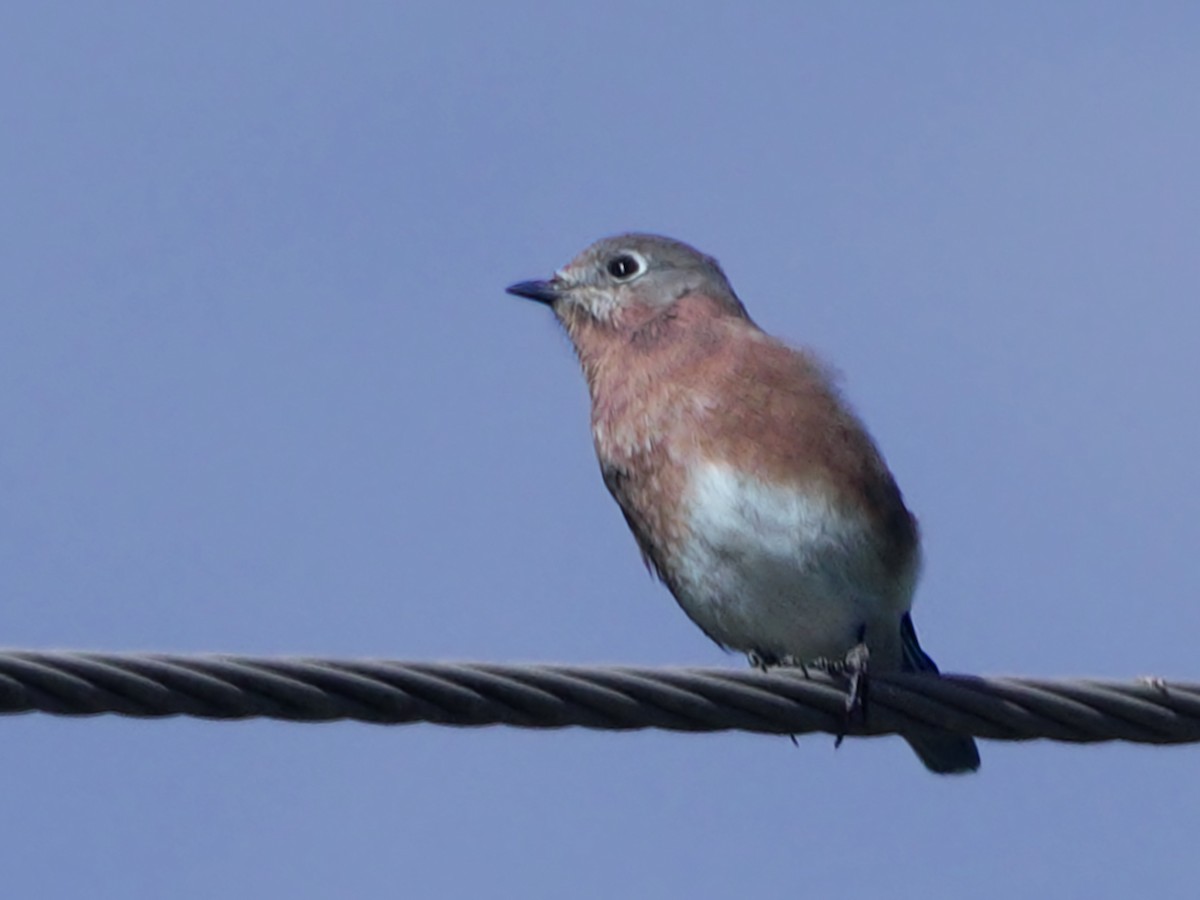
[899,613,981,775]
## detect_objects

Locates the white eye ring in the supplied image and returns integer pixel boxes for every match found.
[605,251,646,281]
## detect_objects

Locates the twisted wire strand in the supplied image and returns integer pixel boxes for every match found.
[0,649,1197,745]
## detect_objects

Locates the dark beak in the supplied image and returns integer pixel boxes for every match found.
[505,279,562,306]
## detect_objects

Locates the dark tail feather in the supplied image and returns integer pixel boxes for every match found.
[899,613,981,775]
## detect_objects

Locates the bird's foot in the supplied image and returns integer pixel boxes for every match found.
[1138,675,1169,693]
[803,639,871,747]
[839,640,871,733]
[747,650,803,746]
[750,639,870,749]
[746,649,781,672]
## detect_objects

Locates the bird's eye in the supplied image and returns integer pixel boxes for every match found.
[606,254,642,280]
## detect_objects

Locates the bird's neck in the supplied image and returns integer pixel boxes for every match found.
[565,293,746,391]
[563,297,756,465]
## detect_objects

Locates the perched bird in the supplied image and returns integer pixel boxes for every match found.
[507,233,979,774]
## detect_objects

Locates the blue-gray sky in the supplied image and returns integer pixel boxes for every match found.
[2,4,1198,897]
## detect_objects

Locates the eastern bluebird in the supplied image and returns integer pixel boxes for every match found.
[507,233,980,774]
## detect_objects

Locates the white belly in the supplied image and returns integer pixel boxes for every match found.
[670,461,911,665]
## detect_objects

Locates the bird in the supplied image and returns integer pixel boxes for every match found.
[506,233,980,774]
